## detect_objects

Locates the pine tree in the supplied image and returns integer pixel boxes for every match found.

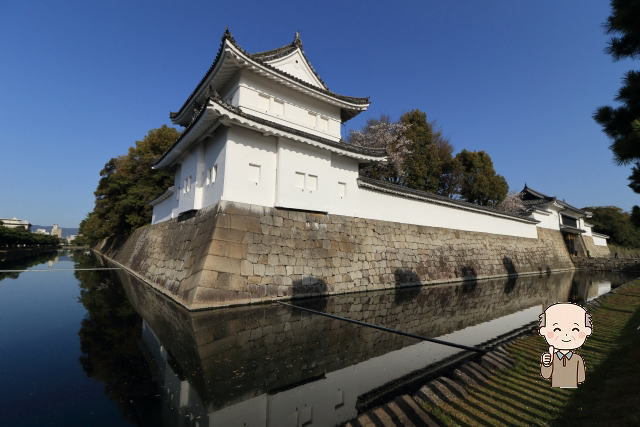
[594,0,640,191]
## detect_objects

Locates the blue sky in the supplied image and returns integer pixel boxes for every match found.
[0,1,636,227]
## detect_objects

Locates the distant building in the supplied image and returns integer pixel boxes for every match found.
[50,224,63,238]
[0,217,31,231]
[519,185,610,257]
[66,235,77,243]
[35,228,49,235]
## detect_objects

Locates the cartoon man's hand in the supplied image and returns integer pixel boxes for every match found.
[542,346,554,366]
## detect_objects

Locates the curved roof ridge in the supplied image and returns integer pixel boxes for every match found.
[250,32,329,90]
[521,184,554,200]
[170,30,368,124]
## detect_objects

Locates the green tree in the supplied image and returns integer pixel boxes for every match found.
[594,0,640,191]
[399,110,460,195]
[0,225,60,247]
[79,125,180,245]
[351,109,463,195]
[74,252,160,423]
[349,115,411,183]
[585,205,640,248]
[454,150,508,206]
[631,205,640,227]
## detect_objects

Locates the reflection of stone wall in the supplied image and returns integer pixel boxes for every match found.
[99,201,574,309]
[118,268,575,411]
[581,235,611,258]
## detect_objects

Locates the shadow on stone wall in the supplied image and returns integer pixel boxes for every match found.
[502,256,519,293]
[458,265,478,293]
[292,276,328,311]
[393,269,422,305]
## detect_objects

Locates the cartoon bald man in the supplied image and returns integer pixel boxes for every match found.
[538,303,592,388]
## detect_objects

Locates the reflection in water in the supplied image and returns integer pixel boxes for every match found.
[74,252,161,425]
[0,249,59,281]
[73,256,636,427]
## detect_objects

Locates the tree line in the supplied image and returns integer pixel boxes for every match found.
[350,110,509,206]
[587,205,640,248]
[79,125,181,246]
[0,224,60,247]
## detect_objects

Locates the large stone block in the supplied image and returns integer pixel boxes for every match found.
[99,200,575,310]
[203,255,241,275]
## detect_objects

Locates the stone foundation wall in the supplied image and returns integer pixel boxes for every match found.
[97,201,574,309]
[573,256,640,273]
[581,235,611,258]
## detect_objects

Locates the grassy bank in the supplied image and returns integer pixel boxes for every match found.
[414,280,640,426]
[608,244,640,259]
[348,280,640,426]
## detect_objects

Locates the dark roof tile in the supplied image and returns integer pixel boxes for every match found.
[171,30,368,124]
[156,96,385,168]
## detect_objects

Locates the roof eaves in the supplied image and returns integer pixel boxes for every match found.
[211,96,385,158]
[155,102,211,168]
[522,185,553,200]
[149,186,175,206]
[558,201,586,215]
[171,30,369,124]
[560,225,585,234]
[156,96,386,168]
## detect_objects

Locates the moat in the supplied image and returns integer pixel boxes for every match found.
[0,250,635,426]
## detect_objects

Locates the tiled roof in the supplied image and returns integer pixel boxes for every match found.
[170,30,368,124]
[213,97,384,157]
[521,199,553,207]
[521,185,552,200]
[155,96,385,168]
[520,185,585,215]
[560,225,585,234]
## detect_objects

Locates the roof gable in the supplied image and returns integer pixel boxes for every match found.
[520,185,552,201]
[170,30,369,127]
[520,184,585,215]
[263,49,326,89]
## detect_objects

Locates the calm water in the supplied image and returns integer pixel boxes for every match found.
[0,250,635,426]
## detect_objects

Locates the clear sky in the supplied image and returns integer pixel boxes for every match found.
[0,1,636,228]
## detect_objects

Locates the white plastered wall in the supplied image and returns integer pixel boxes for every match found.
[592,235,608,246]
[531,208,561,230]
[351,188,538,239]
[275,138,334,212]
[155,126,539,239]
[176,149,198,212]
[328,154,361,216]
[151,196,175,224]
[236,71,342,141]
[223,126,278,208]
[201,128,227,208]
